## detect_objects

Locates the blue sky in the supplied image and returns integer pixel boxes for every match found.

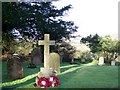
[53,0,119,38]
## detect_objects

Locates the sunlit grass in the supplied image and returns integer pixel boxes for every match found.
[2,73,37,87]
[60,64,78,69]
[2,61,78,88]
[57,66,118,88]
[2,60,119,89]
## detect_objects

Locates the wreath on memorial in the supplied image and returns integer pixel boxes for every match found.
[37,77,49,88]
[48,76,59,87]
[36,76,59,88]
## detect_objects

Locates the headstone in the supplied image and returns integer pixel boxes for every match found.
[71,58,74,63]
[98,57,105,66]
[7,55,23,80]
[111,61,116,66]
[31,47,42,66]
[38,34,55,77]
[49,52,60,73]
[38,34,55,69]
[81,59,85,63]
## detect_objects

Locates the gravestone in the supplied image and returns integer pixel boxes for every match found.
[111,61,116,66]
[98,57,105,66]
[81,59,86,63]
[38,34,55,77]
[7,55,23,80]
[31,47,42,66]
[49,52,60,73]
[71,58,74,63]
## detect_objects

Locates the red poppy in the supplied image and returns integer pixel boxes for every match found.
[48,76,60,87]
[37,77,49,88]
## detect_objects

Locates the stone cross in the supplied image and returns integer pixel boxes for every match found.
[38,34,55,69]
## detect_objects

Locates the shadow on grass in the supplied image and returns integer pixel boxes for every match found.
[2,78,35,89]
[2,65,118,89]
[57,67,82,88]
[2,61,43,83]
[2,63,82,89]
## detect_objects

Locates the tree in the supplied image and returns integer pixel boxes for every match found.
[114,40,120,55]
[99,36,119,62]
[80,34,120,62]
[2,2,78,53]
[55,41,76,62]
[80,34,101,53]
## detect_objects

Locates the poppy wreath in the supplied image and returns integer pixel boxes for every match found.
[36,76,60,88]
[48,76,60,87]
[37,77,49,88]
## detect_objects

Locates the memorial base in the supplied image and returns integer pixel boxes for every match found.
[37,68,55,78]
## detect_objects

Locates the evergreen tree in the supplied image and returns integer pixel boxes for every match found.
[2,2,78,53]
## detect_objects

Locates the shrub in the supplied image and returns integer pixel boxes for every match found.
[80,52,98,63]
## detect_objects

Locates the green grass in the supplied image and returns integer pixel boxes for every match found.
[2,61,43,83]
[58,66,118,88]
[1,60,119,89]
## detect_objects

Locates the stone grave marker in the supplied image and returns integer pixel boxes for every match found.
[38,34,55,77]
[111,61,116,66]
[81,59,86,63]
[49,52,60,73]
[71,58,74,63]
[31,47,42,66]
[7,54,23,80]
[98,57,105,66]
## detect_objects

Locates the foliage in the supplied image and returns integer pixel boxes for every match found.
[81,34,120,62]
[99,35,119,62]
[2,2,78,53]
[99,35,116,52]
[55,41,76,62]
[80,52,98,62]
[81,34,101,53]
[113,40,120,55]
[3,40,33,56]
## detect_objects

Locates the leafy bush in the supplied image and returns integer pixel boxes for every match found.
[80,52,98,63]
[115,62,120,66]
[55,41,76,62]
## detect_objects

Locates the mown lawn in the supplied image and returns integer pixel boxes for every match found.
[1,60,119,89]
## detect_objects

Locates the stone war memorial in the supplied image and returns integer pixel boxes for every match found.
[35,34,60,88]
[38,34,55,70]
[38,34,60,73]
